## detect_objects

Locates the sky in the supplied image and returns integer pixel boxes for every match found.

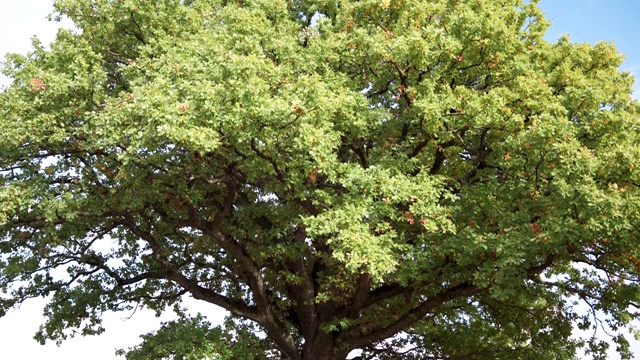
[0,0,639,359]
[538,0,640,97]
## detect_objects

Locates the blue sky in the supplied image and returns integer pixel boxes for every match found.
[538,0,640,97]
[1,1,639,359]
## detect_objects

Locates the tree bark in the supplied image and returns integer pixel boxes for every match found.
[302,338,347,360]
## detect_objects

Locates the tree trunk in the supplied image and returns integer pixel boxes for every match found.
[302,335,347,360]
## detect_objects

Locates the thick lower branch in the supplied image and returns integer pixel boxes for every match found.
[344,282,483,350]
[123,220,261,322]
[184,178,301,360]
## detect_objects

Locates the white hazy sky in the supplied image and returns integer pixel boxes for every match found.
[1,1,639,359]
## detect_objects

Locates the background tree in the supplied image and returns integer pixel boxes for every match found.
[1,0,639,359]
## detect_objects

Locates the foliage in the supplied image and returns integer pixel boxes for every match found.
[116,315,273,360]
[1,0,640,359]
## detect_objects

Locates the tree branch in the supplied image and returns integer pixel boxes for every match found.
[344,282,483,350]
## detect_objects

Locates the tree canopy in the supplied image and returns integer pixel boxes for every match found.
[1,0,640,359]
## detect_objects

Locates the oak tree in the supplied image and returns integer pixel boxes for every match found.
[1,0,640,359]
